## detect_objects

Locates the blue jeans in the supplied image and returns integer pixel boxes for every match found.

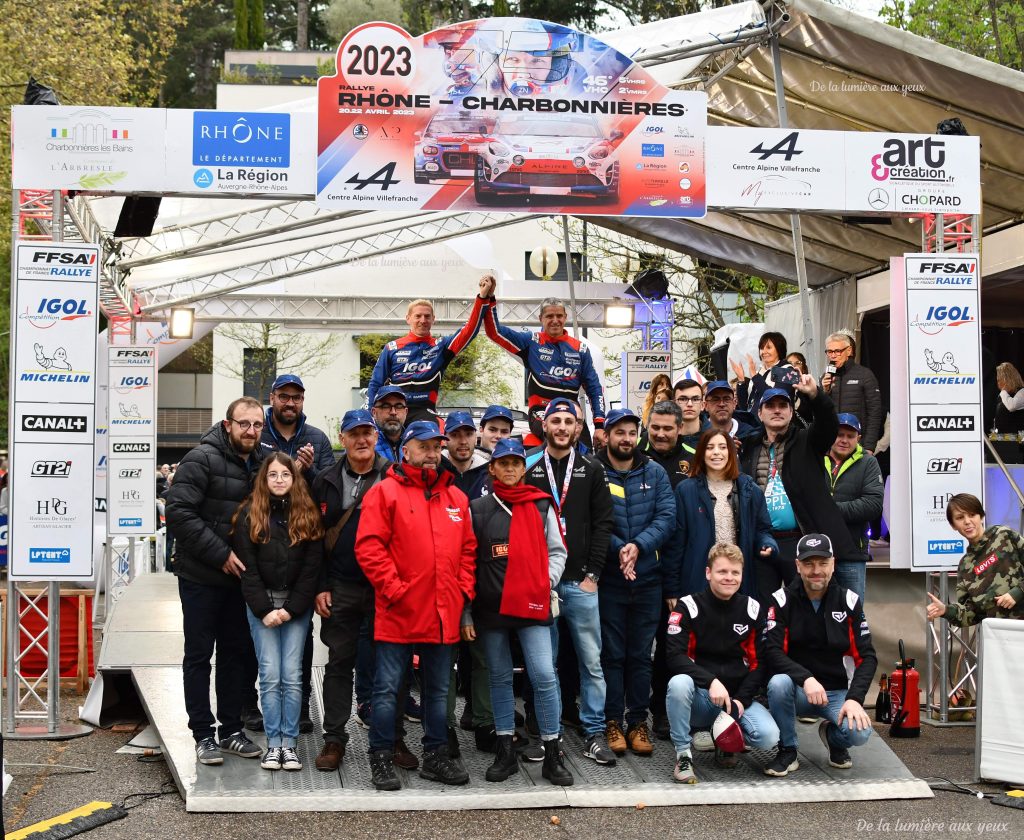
[599,581,662,726]
[833,561,866,603]
[552,581,606,738]
[666,674,779,754]
[767,673,873,750]
[369,642,451,753]
[246,607,312,748]
[481,624,561,739]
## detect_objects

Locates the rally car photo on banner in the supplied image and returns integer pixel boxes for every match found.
[317,17,707,218]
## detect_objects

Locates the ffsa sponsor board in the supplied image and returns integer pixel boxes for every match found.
[107,347,157,535]
[317,18,706,218]
[904,254,984,570]
[621,351,671,416]
[10,243,99,580]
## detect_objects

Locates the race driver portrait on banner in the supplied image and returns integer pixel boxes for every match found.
[317,17,707,218]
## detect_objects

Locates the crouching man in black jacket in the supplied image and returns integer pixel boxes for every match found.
[665,543,779,784]
[165,396,266,766]
[763,533,876,777]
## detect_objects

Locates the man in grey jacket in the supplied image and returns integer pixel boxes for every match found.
[826,413,884,601]
[821,332,882,453]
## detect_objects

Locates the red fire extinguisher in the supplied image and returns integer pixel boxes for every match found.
[889,639,920,738]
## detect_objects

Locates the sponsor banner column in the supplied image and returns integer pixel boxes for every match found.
[621,350,670,416]
[107,347,158,535]
[10,243,99,581]
[903,254,984,570]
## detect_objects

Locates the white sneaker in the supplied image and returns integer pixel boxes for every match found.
[691,730,714,752]
[261,747,282,770]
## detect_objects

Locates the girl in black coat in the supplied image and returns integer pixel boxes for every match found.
[232,453,323,772]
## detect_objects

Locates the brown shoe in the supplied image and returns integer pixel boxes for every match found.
[393,738,419,770]
[627,721,654,756]
[315,741,345,771]
[606,720,628,755]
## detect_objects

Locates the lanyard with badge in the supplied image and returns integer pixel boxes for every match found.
[544,448,574,535]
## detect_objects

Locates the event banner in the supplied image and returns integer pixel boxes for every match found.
[902,253,984,570]
[9,243,100,581]
[621,350,671,415]
[707,127,981,214]
[107,347,158,536]
[316,18,707,217]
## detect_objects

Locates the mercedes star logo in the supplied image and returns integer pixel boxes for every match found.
[868,188,889,210]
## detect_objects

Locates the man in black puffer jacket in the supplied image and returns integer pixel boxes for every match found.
[166,396,266,766]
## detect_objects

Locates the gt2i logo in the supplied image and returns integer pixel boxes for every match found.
[751,132,803,161]
[346,162,401,191]
[926,458,962,474]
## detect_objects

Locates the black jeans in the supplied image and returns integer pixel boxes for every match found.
[319,581,376,744]
[178,577,251,742]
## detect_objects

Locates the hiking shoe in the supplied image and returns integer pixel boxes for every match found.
[315,742,344,771]
[764,745,799,777]
[673,752,697,784]
[715,747,738,769]
[241,706,264,732]
[220,731,261,758]
[393,738,419,770]
[280,747,302,771]
[355,702,371,729]
[606,720,628,755]
[404,695,422,722]
[691,730,714,752]
[652,712,671,741]
[819,721,853,769]
[583,733,617,766]
[420,747,469,785]
[627,721,654,756]
[369,749,400,791]
[195,736,223,766]
[260,747,282,770]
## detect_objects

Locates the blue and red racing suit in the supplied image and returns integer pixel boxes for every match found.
[367,295,488,421]
[483,302,606,429]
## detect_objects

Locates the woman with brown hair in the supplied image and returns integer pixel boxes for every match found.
[665,430,778,600]
[995,361,1024,433]
[640,373,673,427]
[232,453,323,772]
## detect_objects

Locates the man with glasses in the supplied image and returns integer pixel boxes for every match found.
[820,331,882,454]
[260,374,336,482]
[672,378,709,465]
[371,386,410,463]
[367,275,495,425]
[166,397,267,767]
[704,380,759,441]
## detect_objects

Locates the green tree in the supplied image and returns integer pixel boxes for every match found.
[326,0,404,42]
[234,0,266,48]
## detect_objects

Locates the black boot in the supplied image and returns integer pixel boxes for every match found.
[541,738,573,786]
[485,734,519,782]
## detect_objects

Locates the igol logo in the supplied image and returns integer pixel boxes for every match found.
[19,298,92,329]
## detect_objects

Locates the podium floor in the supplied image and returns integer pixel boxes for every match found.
[98,574,933,812]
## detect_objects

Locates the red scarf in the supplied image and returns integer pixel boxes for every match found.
[493,482,552,620]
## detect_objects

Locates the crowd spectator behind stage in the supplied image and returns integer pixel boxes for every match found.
[786,352,808,375]
[820,331,883,453]
[927,493,1024,626]
[825,414,884,601]
[732,332,803,419]
[994,361,1024,434]
[703,380,758,441]
[640,373,673,427]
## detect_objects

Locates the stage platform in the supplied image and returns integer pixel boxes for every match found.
[96,573,933,812]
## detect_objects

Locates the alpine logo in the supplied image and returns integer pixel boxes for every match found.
[831,611,847,623]
[732,623,749,635]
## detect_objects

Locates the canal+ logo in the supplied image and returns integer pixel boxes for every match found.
[19,297,93,329]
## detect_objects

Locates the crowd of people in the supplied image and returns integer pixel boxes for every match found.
[163,277,1024,791]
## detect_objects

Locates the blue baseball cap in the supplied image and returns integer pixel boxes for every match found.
[340,409,376,432]
[837,413,861,432]
[544,398,577,419]
[758,387,793,408]
[445,410,476,433]
[373,385,407,405]
[402,420,448,444]
[605,407,641,430]
[271,374,304,391]
[491,438,527,461]
[481,405,514,425]
[705,380,734,396]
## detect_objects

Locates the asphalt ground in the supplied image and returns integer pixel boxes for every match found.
[4,686,1023,840]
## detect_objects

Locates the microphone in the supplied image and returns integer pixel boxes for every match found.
[824,362,836,390]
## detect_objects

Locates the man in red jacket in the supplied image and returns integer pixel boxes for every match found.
[356,421,477,791]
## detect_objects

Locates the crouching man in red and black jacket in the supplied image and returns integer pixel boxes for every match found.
[664,543,780,784]
[762,533,877,778]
